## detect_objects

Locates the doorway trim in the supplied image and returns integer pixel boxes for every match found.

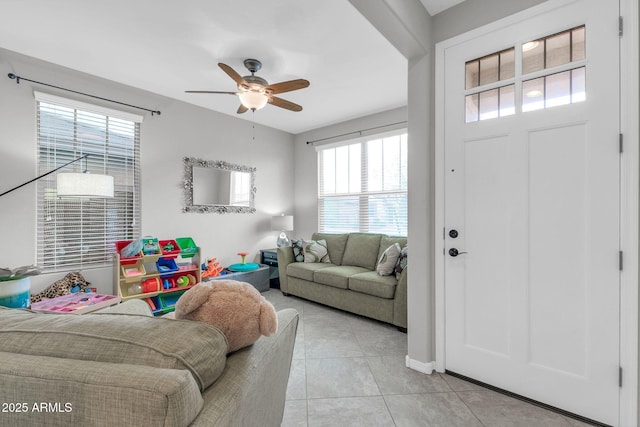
[433,0,638,425]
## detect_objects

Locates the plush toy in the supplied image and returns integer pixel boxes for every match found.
[173,280,278,353]
[201,258,223,278]
[30,272,91,303]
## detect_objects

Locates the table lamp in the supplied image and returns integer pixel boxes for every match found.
[271,214,294,247]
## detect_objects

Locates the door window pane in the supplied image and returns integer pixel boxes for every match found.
[466,94,479,123]
[572,27,586,61]
[466,48,515,90]
[522,67,585,112]
[466,61,479,89]
[522,39,544,74]
[571,67,586,102]
[480,54,500,86]
[479,89,499,120]
[500,49,515,80]
[499,85,515,117]
[523,78,545,112]
[545,70,571,108]
[546,32,571,68]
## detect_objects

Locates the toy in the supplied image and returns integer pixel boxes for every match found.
[173,280,278,353]
[30,272,91,303]
[176,276,189,287]
[237,251,249,264]
[201,258,223,278]
[120,238,143,258]
[228,252,259,272]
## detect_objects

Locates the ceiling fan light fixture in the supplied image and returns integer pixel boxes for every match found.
[238,91,268,110]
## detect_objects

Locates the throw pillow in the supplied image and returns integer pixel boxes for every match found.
[376,243,402,276]
[302,239,331,263]
[292,239,305,262]
[395,244,408,279]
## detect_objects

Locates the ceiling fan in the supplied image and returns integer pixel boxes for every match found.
[186,59,310,114]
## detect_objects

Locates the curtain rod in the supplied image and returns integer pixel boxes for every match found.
[7,73,161,116]
[306,121,407,145]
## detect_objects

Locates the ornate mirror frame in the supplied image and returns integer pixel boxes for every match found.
[183,156,256,214]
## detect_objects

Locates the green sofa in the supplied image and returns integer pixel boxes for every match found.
[277,232,407,330]
[0,300,298,427]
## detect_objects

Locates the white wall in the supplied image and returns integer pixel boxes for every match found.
[0,48,295,295]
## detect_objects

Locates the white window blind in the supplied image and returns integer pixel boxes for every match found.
[35,92,142,272]
[317,130,408,236]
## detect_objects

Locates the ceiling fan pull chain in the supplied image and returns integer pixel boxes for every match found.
[252,110,255,142]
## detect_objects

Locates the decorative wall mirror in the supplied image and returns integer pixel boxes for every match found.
[183,157,256,213]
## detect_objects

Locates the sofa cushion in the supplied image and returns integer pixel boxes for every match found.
[376,242,402,276]
[313,265,369,289]
[292,239,305,262]
[287,262,335,282]
[348,271,398,299]
[0,351,203,427]
[312,233,349,266]
[395,244,408,279]
[341,233,383,270]
[292,239,331,263]
[0,307,227,391]
[377,236,408,261]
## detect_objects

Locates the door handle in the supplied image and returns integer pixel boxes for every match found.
[449,248,468,257]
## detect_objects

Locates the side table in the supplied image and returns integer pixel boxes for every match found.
[260,249,280,289]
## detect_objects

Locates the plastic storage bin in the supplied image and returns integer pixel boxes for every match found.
[141,237,160,255]
[115,240,141,265]
[156,258,178,276]
[159,240,181,258]
[176,237,198,258]
[0,277,30,308]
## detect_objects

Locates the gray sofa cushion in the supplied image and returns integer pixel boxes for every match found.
[314,265,369,289]
[0,351,203,427]
[341,233,383,270]
[349,271,398,299]
[377,236,408,261]
[312,233,349,265]
[287,262,335,281]
[0,307,227,391]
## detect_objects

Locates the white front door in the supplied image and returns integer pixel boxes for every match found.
[441,1,620,424]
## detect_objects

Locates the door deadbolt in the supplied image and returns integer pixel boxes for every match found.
[449,229,459,238]
[449,248,468,257]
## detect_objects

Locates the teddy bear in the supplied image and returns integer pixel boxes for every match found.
[172,280,278,353]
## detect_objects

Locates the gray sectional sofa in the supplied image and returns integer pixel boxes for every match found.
[277,232,407,330]
[0,300,298,427]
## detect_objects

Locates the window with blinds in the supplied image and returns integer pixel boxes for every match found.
[317,131,407,236]
[35,92,141,272]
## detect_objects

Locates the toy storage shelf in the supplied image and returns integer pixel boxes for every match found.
[113,243,201,315]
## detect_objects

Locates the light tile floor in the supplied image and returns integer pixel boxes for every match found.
[262,289,595,427]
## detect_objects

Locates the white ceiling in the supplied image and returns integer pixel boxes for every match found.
[420,0,467,16]
[0,0,465,134]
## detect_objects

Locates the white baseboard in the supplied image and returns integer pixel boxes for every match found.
[405,355,435,374]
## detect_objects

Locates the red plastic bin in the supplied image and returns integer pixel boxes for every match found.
[115,240,141,265]
[159,240,181,258]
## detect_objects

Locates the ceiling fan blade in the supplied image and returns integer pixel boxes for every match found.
[268,96,303,112]
[265,79,310,95]
[184,90,238,95]
[237,104,248,114]
[218,63,247,86]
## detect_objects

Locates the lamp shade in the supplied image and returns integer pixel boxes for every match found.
[271,215,294,231]
[238,91,268,110]
[56,173,114,198]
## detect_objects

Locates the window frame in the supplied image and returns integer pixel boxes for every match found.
[316,129,408,236]
[35,91,142,273]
